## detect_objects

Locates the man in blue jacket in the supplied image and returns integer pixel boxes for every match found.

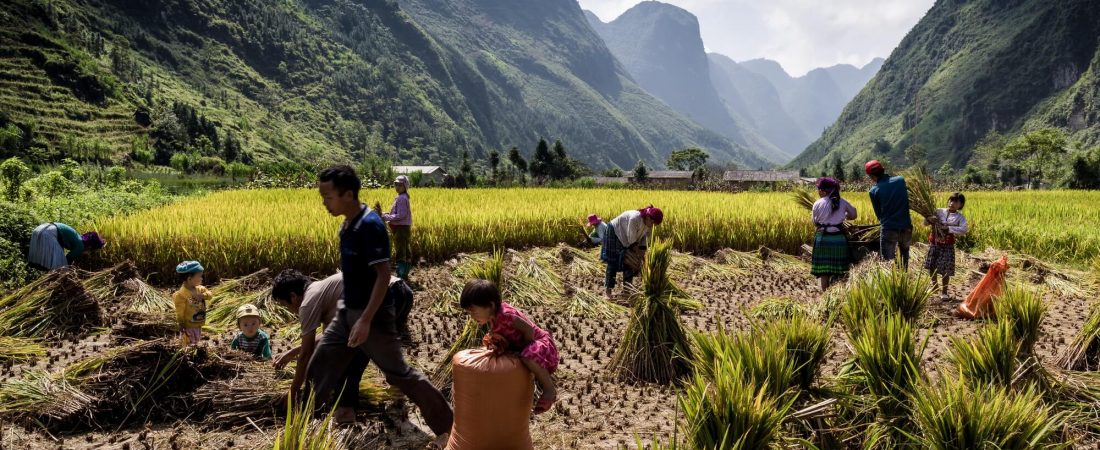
[865,160,913,269]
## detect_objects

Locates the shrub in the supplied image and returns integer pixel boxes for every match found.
[1,157,31,201]
[0,237,33,292]
[0,201,39,253]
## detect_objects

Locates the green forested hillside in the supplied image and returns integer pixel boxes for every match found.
[0,0,767,172]
[792,0,1100,171]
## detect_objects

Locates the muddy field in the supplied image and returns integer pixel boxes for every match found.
[1,244,1097,449]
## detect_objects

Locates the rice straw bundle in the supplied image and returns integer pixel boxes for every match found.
[1058,301,1100,371]
[560,244,603,279]
[609,238,694,384]
[792,187,817,212]
[0,336,46,364]
[716,248,764,270]
[0,268,102,338]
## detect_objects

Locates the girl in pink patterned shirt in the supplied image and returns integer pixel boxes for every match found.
[460,279,559,414]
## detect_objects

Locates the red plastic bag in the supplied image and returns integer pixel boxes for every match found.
[446,349,534,450]
[956,255,1008,319]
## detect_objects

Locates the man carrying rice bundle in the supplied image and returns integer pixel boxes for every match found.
[865,160,913,269]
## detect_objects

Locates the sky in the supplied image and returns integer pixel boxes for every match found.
[579,0,935,76]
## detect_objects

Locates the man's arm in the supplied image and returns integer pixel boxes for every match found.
[347,262,392,347]
[289,331,319,395]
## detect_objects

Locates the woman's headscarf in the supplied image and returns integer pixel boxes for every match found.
[639,205,664,225]
[816,177,841,211]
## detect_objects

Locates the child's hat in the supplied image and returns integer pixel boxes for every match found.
[176,261,204,274]
[587,214,601,226]
[235,304,262,322]
[394,175,409,186]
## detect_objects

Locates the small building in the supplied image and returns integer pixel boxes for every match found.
[629,170,695,188]
[723,170,801,188]
[593,176,630,186]
[392,166,447,186]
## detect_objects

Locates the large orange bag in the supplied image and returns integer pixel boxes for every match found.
[956,255,1008,319]
[446,348,534,450]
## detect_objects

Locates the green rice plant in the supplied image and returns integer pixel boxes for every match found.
[630,435,684,450]
[463,249,503,287]
[749,297,807,322]
[565,287,627,319]
[948,320,1019,387]
[1058,300,1100,370]
[993,283,1047,356]
[272,391,336,450]
[848,313,924,419]
[693,326,795,399]
[763,315,830,392]
[909,379,1067,450]
[0,336,46,364]
[841,264,931,336]
[679,360,794,450]
[610,238,694,384]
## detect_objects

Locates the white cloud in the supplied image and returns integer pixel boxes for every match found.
[578,0,934,76]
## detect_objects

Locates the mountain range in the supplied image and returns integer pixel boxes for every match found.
[793,0,1100,171]
[0,0,768,171]
[586,1,883,163]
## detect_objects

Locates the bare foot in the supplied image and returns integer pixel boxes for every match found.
[429,433,450,449]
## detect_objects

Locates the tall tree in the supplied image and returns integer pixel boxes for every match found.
[530,138,553,179]
[633,160,649,183]
[832,154,845,181]
[666,148,709,171]
[489,150,500,179]
[1002,128,1068,188]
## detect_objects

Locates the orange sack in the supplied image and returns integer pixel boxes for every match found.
[956,255,1008,319]
[446,348,534,450]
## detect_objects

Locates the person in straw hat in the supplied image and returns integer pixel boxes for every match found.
[231,303,272,360]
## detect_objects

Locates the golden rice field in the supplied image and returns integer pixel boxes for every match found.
[92,188,1100,278]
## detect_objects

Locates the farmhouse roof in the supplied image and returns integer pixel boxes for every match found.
[722,170,801,182]
[393,166,446,175]
[639,171,694,179]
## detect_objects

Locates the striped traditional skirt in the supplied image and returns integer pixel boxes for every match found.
[811,231,850,276]
[923,243,956,276]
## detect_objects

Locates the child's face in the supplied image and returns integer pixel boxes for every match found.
[185,273,203,288]
[238,317,261,337]
[464,305,495,325]
[948,199,962,211]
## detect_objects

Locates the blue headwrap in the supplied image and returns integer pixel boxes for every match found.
[176,261,204,274]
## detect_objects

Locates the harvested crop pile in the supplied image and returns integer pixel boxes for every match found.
[0,268,102,338]
[609,238,694,384]
[80,261,139,312]
[0,339,232,431]
[206,270,295,329]
[0,336,45,364]
[1059,301,1100,371]
[110,311,178,343]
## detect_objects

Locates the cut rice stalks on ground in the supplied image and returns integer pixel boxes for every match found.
[0,339,232,431]
[564,287,626,319]
[122,277,174,314]
[559,244,603,279]
[0,336,46,364]
[715,248,764,270]
[79,261,139,308]
[671,251,745,283]
[0,268,102,339]
[609,238,693,384]
[507,250,561,307]
[749,297,808,322]
[1059,300,1100,371]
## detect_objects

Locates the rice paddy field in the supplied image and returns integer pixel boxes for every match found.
[2,187,1100,449]
[92,188,1100,279]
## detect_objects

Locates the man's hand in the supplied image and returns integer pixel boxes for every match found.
[273,350,295,370]
[348,319,371,348]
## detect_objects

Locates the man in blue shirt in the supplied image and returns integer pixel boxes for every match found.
[307,165,452,446]
[865,160,913,269]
